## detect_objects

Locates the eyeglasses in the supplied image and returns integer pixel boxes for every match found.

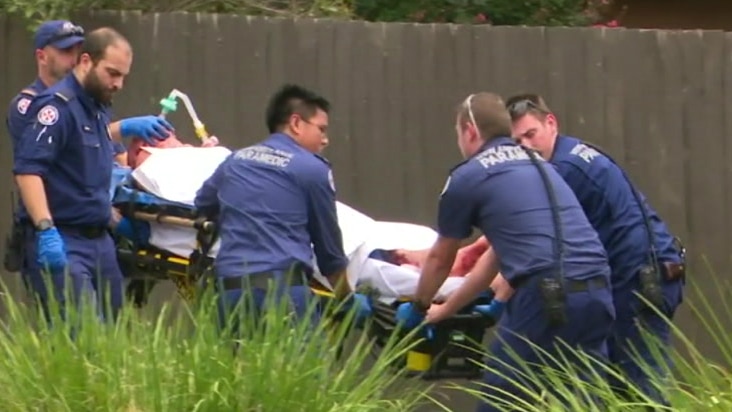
[506,99,548,119]
[463,94,480,137]
[300,116,328,134]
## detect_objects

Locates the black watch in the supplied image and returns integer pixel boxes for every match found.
[35,219,54,231]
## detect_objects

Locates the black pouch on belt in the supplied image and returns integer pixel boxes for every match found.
[638,265,664,309]
[3,220,24,272]
[540,277,568,327]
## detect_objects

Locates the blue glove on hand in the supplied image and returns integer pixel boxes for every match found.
[36,227,67,272]
[350,293,373,325]
[395,302,426,330]
[119,116,174,144]
[474,299,507,320]
[115,217,150,245]
[335,293,373,326]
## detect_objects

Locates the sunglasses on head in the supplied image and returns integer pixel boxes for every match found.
[45,23,85,47]
[507,98,548,118]
[463,94,479,135]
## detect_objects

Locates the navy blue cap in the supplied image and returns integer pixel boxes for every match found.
[34,20,85,50]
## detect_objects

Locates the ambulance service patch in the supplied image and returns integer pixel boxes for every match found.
[17,98,31,115]
[37,105,59,126]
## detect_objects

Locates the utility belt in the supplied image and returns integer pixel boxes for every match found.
[514,273,610,328]
[3,219,109,271]
[15,218,110,240]
[54,224,109,239]
[210,263,311,292]
[513,272,609,293]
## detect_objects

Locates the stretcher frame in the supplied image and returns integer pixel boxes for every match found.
[113,185,495,380]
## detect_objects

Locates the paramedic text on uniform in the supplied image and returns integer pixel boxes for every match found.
[194,84,368,334]
[4,21,171,318]
[507,93,686,405]
[395,92,616,412]
[12,28,158,325]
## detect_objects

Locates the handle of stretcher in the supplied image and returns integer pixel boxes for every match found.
[133,211,215,232]
[421,306,494,341]
[472,305,492,317]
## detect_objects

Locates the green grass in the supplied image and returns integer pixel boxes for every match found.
[1,272,731,411]
[427,273,732,411]
[0,281,429,411]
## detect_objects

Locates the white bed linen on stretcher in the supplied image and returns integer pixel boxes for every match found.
[130,147,465,303]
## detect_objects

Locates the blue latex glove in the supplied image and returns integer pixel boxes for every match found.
[115,217,150,245]
[36,227,67,272]
[395,302,426,330]
[474,299,507,320]
[119,116,174,144]
[351,293,373,326]
[336,293,373,326]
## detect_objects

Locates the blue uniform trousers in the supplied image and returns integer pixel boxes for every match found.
[215,271,321,339]
[607,275,683,405]
[475,276,615,412]
[23,224,124,326]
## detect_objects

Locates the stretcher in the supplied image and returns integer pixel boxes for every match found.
[111,146,496,380]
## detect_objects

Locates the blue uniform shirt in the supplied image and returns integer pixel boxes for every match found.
[12,73,115,227]
[7,78,46,152]
[195,132,349,278]
[437,137,610,285]
[550,135,682,288]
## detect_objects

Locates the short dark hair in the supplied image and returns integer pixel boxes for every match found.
[78,27,130,65]
[505,93,553,121]
[265,84,331,134]
[455,92,512,141]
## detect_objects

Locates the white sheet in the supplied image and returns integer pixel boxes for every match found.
[132,146,232,205]
[130,147,464,303]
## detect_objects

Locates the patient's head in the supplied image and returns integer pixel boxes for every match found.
[265,84,330,154]
[125,127,223,168]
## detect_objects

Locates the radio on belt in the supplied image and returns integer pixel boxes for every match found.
[522,146,568,327]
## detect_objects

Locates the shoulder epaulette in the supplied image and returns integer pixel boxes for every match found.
[449,158,471,173]
[19,88,37,97]
[313,153,332,166]
[52,87,76,102]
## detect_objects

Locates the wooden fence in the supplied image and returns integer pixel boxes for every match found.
[1,11,731,361]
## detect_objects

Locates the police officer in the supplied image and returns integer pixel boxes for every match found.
[4,21,170,319]
[194,84,371,335]
[395,92,615,412]
[506,93,685,405]
[12,27,173,324]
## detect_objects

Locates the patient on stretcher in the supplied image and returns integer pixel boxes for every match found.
[111,138,474,304]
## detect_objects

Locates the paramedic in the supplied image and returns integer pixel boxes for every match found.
[12,27,172,325]
[195,84,370,334]
[6,20,170,152]
[395,92,615,412]
[4,21,170,319]
[506,93,685,405]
